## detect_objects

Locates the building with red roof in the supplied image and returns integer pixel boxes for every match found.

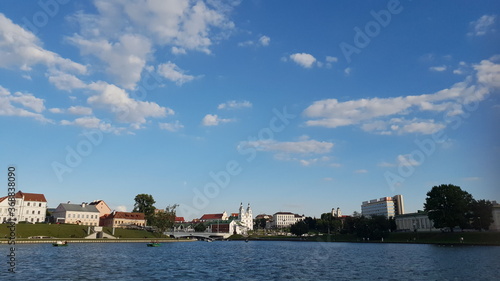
[199,211,228,222]
[101,211,146,228]
[0,191,47,224]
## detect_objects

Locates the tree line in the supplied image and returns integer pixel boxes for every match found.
[289,184,494,237]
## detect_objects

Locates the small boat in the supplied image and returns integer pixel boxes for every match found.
[147,242,161,247]
[53,241,68,247]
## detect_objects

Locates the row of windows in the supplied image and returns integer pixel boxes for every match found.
[114,221,145,226]
[0,208,44,215]
[67,221,98,226]
[1,217,41,223]
[26,202,44,207]
[67,213,98,219]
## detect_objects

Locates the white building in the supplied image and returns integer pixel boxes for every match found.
[332,207,342,218]
[238,202,253,231]
[88,200,111,218]
[490,202,500,231]
[270,212,305,228]
[361,195,405,218]
[395,211,440,232]
[52,202,100,226]
[206,203,254,235]
[0,191,47,223]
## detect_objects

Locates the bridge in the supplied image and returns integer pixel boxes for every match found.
[165,231,231,240]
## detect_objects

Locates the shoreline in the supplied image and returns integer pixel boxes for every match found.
[0,238,195,244]
[238,237,500,247]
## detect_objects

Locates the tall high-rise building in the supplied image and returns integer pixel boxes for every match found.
[361,195,405,218]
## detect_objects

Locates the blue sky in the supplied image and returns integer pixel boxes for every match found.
[1,0,499,220]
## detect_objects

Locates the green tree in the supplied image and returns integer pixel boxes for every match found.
[424,184,474,231]
[150,204,178,233]
[133,194,156,223]
[254,218,267,230]
[290,220,309,237]
[194,223,206,232]
[469,199,493,230]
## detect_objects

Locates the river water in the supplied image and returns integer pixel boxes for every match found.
[1,241,499,280]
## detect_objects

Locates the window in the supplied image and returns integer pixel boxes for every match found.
[39,203,42,207]
[26,210,29,214]
[38,211,40,214]
[32,211,35,214]
[27,202,30,206]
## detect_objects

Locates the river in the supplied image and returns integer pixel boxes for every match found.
[1,240,499,280]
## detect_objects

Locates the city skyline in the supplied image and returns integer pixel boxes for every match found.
[1,1,499,220]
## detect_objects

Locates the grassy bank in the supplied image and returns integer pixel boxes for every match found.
[233,231,500,245]
[0,223,167,239]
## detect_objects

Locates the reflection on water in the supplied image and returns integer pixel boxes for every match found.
[1,241,499,280]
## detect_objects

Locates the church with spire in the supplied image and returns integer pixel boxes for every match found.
[238,202,253,231]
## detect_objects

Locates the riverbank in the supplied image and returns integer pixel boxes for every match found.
[231,231,500,246]
[0,238,195,244]
[0,223,165,239]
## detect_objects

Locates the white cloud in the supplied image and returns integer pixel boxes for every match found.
[324,56,338,68]
[87,81,173,126]
[354,169,368,174]
[49,108,64,114]
[397,154,421,167]
[217,100,252,110]
[463,177,480,181]
[377,161,396,167]
[201,114,233,126]
[238,35,270,47]
[344,67,352,75]
[237,40,254,47]
[326,56,338,63]
[0,13,87,74]
[303,59,500,135]
[68,106,93,115]
[290,53,317,68]
[48,71,87,91]
[159,120,184,132]
[67,34,152,90]
[361,118,446,135]
[258,35,270,46]
[239,139,333,154]
[298,156,330,166]
[429,65,447,72]
[60,116,122,134]
[468,15,496,36]
[115,205,127,212]
[157,62,195,85]
[474,58,500,88]
[67,0,237,89]
[171,46,187,55]
[239,137,334,167]
[0,86,50,123]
